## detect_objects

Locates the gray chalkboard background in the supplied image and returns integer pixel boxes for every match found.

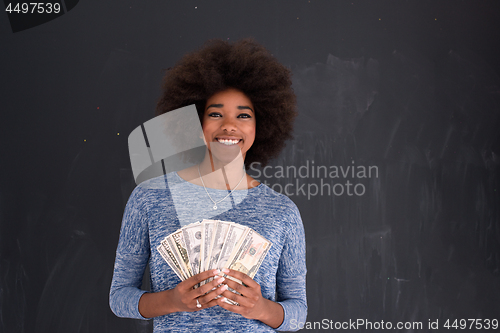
[1,1,499,332]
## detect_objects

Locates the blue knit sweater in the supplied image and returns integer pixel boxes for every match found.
[109,171,307,332]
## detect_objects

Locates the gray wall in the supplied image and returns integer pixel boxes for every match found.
[1,1,499,332]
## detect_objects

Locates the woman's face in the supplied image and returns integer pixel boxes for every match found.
[202,88,256,163]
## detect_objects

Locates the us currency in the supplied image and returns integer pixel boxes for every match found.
[181,222,203,276]
[217,224,250,305]
[158,240,185,280]
[207,221,231,270]
[200,219,215,285]
[224,229,271,283]
[156,219,272,300]
[217,223,249,269]
[214,222,248,304]
[167,231,193,278]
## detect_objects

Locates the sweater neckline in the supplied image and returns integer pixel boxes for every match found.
[172,171,264,192]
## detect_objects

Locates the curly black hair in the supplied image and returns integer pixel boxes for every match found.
[155,38,297,168]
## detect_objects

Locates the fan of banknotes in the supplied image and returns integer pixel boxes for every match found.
[157,219,272,284]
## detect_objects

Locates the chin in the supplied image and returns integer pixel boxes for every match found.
[207,142,244,165]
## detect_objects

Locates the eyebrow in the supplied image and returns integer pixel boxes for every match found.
[206,104,254,112]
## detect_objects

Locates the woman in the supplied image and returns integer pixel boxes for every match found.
[110,38,307,332]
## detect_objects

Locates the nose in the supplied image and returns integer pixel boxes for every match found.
[221,116,237,132]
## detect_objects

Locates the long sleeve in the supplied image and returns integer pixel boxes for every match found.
[109,186,151,320]
[275,204,308,332]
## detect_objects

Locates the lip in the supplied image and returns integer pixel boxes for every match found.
[214,136,242,140]
[212,137,242,148]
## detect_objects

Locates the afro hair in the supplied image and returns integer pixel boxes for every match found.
[155,38,297,168]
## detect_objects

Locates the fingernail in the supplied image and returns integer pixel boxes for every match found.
[213,269,220,275]
[222,268,230,273]
[217,276,225,283]
[221,297,227,302]
[221,284,228,291]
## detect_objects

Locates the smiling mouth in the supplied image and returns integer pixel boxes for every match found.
[215,138,241,146]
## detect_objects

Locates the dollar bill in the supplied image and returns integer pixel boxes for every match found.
[224,229,271,281]
[181,222,203,276]
[208,220,231,270]
[217,223,249,269]
[167,231,193,278]
[157,240,186,280]
[214,222,248,304]
[200,219,215,285]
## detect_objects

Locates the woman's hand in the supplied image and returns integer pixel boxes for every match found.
[216,268,285,329]
[169,269,228,312]
[138,269,228,318]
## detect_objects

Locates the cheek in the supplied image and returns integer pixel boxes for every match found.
[247,125,256,144]
[201,124,214,143]
[201,122,213,135]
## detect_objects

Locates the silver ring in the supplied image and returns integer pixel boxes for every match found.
[196,299,202,308]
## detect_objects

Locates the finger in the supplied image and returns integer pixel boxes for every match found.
[198,283,229,304]
[182,269,221,290]
[222,268,259,289]
[221,289,255,308]
[223,279,256,299]
[217,296,244,314]
[223,278,250,293]
[192,296,219,311]
[197,297,220,310]
[189,275,226,298]
[221,275,259,300]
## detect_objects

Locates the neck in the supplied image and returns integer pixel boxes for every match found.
[198,152,247,190]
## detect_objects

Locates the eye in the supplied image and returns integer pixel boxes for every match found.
[238,113,252,118]
[208,112,222,117]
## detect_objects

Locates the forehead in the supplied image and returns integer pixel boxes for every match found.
[205,88,253,107]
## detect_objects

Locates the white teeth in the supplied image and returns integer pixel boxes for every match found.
[217,138,240,145]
